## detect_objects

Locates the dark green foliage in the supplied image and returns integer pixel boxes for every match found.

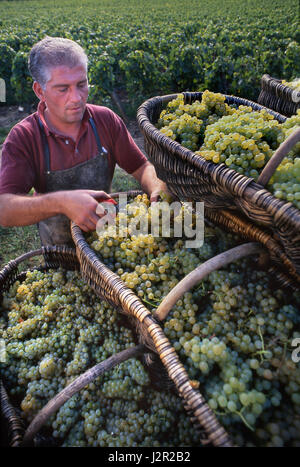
[0,0,298,109]
[10,51,36,106]
[0,43,16,104]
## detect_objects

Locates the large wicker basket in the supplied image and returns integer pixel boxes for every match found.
[136,92,300,286]
[0,242,233,447]
[258,74,300,117]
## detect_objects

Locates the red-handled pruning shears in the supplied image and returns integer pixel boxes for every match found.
[97,197,119,215]
[101,197,118,206]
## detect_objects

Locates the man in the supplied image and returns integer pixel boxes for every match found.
[0,36,167,246]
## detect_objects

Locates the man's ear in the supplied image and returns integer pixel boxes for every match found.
[33,81,45,101]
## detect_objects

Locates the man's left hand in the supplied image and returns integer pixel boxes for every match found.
[149,186,173,203]
[132,161,173,203]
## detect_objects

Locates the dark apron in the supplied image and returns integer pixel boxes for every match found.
[37,117,111,246]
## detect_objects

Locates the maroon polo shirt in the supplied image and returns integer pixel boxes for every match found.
[0,102,147,195]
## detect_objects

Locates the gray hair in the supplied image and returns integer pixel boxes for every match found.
[28,36,88,89]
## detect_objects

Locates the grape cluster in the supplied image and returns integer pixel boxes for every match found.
[270,112,300,208]
[198,109,279,179]
[156,91,300,210]
[271,158,300,209]
[157,90,235,151]
[172,267,300,446]
[282,78,300,92]
[281,115,300,154]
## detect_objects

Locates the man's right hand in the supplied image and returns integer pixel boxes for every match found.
[58,189,113,232]
[0,190,114,230]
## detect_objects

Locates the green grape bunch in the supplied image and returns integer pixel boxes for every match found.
[156,91,300,210]
[157,90,236,152]
[282,78,300,92]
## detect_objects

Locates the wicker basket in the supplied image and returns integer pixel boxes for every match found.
[0,241,233,447]
[136,92,300,285]
[258,74,300,117]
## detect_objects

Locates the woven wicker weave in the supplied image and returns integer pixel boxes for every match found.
[136,92,300,285]
[1,380,24,447]
[258,74,300,117]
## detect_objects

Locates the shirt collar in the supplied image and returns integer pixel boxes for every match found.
[37,101,91,137]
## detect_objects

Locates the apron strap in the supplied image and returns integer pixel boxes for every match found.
[88,117,106,156]
[38,116,105,175]
[38,117,51,174]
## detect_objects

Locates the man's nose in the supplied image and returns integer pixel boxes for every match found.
[69,86,82,102]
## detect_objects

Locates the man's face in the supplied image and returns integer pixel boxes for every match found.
[38,64,89,125]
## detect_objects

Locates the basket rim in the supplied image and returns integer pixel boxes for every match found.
[261,73,300,100]
[0,246,78,297]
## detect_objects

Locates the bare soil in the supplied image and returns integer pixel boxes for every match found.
[0,105,32,128]
[0,105,31,158]
[126,118,146,155]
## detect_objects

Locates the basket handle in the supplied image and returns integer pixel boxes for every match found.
[21,344,146,446]
[8,248,44,265]
[0,246,77,271]
[154,242,264,321]
[109,189,143,199]
[257,127,300,187]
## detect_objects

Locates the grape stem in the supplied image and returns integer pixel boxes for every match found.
[257,127,300,187]
[142,297,160,308]
[154,242,264,322]
[233,410,255,432]
[257,325,266,363]
[20,344,146,446]
[215,407,255,432]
